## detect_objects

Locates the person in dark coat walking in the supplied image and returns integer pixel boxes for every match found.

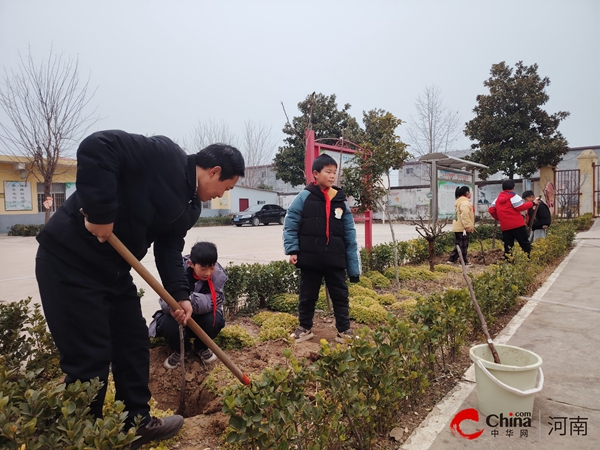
[35,130,244,449]
[522,190,552,242]
[283,154,360,344]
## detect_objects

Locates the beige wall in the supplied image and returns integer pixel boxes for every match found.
[0,157,76,215]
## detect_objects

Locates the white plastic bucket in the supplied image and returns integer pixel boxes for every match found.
[469,343,544,417]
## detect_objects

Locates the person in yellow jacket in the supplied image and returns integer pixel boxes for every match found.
[447,186,475,266]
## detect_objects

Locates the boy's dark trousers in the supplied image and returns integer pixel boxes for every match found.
[298,268,350,333]
[502,225,531,256]
[156,311,225,353]
[35,245,151,426]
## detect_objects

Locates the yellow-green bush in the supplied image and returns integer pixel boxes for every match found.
[365,270,392,288]
[261,312,298,332]
[349,299,388,324]
[356,276,374,289]
[258,326,293,342]
[214,325,255,350]
[257,312,298,342]
[267,293,299,314]
[377,293,396,306]
[396,289,424,300]
[348,284,378,299]
[350,295,378,307]
[434,263,461,273]
[252,311,275,326]
[384,266,440,281]
[390,299,418,312]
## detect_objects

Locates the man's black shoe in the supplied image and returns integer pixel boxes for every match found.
[130,415,184,449]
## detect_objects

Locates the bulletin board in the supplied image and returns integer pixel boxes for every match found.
[4,181,32,211]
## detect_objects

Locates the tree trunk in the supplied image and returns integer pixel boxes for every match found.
[428,240,435,272]
[44,181,52,224]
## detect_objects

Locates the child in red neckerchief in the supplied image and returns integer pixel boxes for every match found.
[283,154,361,344]
[149,241,226,369]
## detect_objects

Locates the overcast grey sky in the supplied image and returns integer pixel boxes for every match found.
[1,0,598,157]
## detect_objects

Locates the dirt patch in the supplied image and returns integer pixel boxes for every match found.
[147,249,552,449]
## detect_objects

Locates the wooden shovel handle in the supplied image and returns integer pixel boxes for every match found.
[107,233,250,385]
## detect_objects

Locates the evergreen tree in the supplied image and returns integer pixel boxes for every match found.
[465,61,569,179]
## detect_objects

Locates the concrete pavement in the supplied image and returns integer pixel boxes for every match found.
[0,222,420,323]
[402,220,600,450]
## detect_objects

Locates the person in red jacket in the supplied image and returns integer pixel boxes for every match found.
[488,180,539,257]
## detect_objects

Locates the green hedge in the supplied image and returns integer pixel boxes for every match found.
[220,220,582,449]
[7,224,44,236]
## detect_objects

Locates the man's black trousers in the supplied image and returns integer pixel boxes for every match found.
[298,268,350,333]
[35,245,151,426]
[502,225,531,256]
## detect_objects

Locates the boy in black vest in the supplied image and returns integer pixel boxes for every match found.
[283,154,361,343]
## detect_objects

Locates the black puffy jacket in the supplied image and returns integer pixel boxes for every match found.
[37,130,201,301]
[283,183,360,276]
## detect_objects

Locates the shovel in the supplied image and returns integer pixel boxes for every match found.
[81,210,251,386]
[455,244,501,364]
[110,232,250,384]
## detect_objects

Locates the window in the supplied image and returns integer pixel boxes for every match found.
[202,200,211,209]
[37,183,66,213]
[406,168,414,175]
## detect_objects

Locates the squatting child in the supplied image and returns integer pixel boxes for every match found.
[283,153,360,344]
[149,241,226,369]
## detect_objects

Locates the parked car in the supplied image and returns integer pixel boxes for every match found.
[232,204,287,227]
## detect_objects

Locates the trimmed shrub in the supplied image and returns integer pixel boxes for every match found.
[390,299,418,313]
[214,325,255,350]
[365,270,392,289]
[384,266,439,282]
[267,293,298,314]
[0,298,61,381]
[348,284,378,299]
[377,293,396,306]
[434,263,461,273]
[349,299,388,324]
[7,224,44,236]
[356,276,374,289]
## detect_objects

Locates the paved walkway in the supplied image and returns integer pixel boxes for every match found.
[0,222,420,323]
[401,220,600,449]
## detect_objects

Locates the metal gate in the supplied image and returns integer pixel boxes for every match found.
[553,169,580,217]
[593,163,600,217]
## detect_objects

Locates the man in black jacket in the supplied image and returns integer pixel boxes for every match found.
[522,190,552,242]
[35,130,244,449]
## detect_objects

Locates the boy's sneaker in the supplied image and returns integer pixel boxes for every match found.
[464,262,473,266]
[335,328,354,344]
[130,415,184,449]
[163,352,181,370]
[290,326,314,343]
[196,348,218,364]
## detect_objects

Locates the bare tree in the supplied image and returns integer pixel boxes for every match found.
[240,120,278,188]
[405,85,461,156]
[191,118,238,152]
[0,46,98,223]
[411,216,448,271]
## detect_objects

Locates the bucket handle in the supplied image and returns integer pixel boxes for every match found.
[475,360,544,397]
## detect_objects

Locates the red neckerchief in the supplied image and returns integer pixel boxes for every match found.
[314,182,331,244]
[193,272,218,326]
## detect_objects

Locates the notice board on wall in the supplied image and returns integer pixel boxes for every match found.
[4,181,32,211]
